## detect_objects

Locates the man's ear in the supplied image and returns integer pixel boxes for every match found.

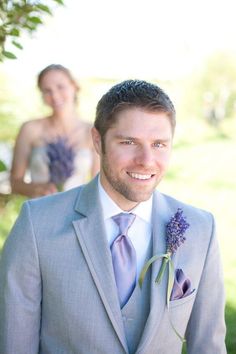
[91,127,102,155]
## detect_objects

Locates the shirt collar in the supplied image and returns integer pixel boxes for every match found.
[98,175,153,224]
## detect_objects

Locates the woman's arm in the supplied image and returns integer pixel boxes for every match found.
[10,121,57,197]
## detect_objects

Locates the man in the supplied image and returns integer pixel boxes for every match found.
[0,80,226,353]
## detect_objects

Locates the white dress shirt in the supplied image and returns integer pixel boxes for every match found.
[98,177,153,280]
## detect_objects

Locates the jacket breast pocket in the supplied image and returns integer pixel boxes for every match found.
[169,288,196,309]
[168,289,196,335]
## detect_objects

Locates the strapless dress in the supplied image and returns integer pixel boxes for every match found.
[29,145,93,190]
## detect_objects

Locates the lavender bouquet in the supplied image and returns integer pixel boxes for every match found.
[139,208,190,341]
[46,137,75,191]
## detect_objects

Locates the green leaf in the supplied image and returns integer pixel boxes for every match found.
[0,160,7,172]
[23,24,37,31]
[2,50,17,59]
[28,16,43,24]
[12,40,23,50]
[53,0,65,5]
[9,28,20,36]
[36,4,52,15]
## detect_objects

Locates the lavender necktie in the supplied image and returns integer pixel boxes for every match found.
[111,213,136,308]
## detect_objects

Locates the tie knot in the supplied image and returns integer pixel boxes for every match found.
[112,213,136,235]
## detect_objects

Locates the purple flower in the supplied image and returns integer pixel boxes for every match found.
[46,137,75,187]
[166,208,190,253]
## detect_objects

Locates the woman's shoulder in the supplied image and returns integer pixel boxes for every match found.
[21,117,48,130]
[72,119,93,144]
[18,117,49,143]
[79,119,93,130]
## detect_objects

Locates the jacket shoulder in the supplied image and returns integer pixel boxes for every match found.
[156,191,214,227]
[25,186,83,219]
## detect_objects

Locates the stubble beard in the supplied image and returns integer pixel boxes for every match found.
[101,154,158,203]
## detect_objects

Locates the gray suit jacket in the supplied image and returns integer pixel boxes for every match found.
[0,176,226,353]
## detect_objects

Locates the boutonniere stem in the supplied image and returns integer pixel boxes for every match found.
[139,251,171,287]
[139,208,190,343]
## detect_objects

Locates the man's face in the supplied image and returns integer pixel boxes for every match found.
[92,107,173,211]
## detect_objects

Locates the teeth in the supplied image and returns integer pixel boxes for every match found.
[129,172,152,180]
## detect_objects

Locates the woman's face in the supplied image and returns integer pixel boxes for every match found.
[39,70,77,112]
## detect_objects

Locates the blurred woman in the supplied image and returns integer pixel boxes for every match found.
[10,64,99,198]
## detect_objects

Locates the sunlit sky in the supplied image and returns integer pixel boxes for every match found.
[2,0,236,85]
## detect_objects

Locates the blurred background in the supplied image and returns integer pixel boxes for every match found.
[0,0,235,352]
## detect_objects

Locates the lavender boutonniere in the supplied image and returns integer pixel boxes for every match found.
[46,137,75,191]
[139,208,190,342]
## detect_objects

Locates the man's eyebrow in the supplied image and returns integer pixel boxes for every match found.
[115,135,134,140]
[153,138,172,143]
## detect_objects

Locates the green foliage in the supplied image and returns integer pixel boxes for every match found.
[0,0,64,61]
[225,303,236,353]
[0,195,25,250]
[181,51,236,127]
[0,159,7,171]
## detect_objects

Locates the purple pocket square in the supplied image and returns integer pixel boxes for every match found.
[170,269,194,301]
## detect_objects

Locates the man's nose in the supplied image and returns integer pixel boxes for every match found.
[134,146,155,167]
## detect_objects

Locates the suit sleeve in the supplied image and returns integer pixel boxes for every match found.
[185,214,227,354]
[0,201,41,354]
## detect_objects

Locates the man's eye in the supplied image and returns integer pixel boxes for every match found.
[153,142,164,148]
[121,140,134,145]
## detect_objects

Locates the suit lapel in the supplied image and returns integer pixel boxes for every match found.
[137,191,172,353]
[72,177,128,353]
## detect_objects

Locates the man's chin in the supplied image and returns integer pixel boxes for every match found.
[124,191,154,203]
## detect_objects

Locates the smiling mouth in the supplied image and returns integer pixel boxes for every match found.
[53,102,64,107]
[127,172,155,180]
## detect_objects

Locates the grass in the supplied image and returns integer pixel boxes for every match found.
[0,117,235,353]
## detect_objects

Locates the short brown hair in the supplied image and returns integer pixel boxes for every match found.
[94,80,176,140]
